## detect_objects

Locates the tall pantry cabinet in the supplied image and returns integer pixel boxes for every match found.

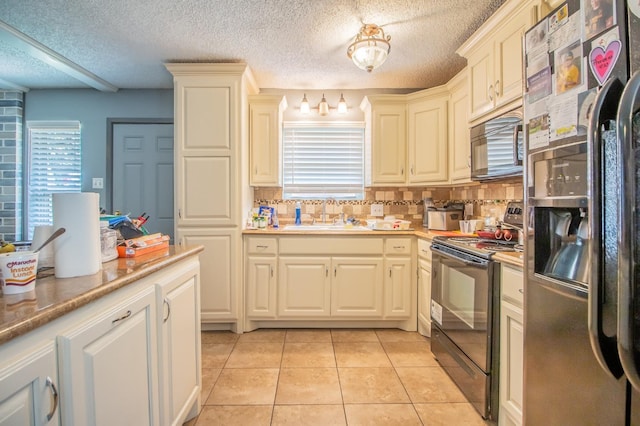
[165,63,258,331]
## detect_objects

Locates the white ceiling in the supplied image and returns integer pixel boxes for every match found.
[0,0,506,92]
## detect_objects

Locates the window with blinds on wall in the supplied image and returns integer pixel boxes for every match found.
[282,122,365,200]
[26,121,82,239]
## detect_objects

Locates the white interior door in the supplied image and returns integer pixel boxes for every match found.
[113,123,174,241]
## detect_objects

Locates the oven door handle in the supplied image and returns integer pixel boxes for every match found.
[431,246,489,269]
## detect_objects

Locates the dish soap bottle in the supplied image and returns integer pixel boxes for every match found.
[295,202,302,225]
[272,209,279,229]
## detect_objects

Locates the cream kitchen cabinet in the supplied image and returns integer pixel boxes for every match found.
[384,238,413,318]
[156,257,201,426]
[244,235,417,331]
[0,342,59,425]
[278,256,332,317]
[360,95,407,186]
[0,252,202,426]
[332,257,384,317]
[417,238,432,337]
[166,63,258,331]
[457,0,537,123]
[245,237,278,319]
[177,229,239,324]
[249,95,287,186]
[499,262,524,426]
[277,256,384,318]
[447,68,471,183]
[57,286,160,426]
[406,87,449,185]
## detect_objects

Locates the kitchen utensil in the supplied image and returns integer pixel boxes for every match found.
[32,227,65,253]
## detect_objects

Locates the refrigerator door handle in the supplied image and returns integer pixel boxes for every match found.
[618,71,640,391]
[588,77,625,379]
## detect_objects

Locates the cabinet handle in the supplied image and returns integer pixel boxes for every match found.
[112,310,132,324]
[401,168,404,175]
[256,245,269,249]
[410,166,414,175]
[334,267,337,277]
[45,376,58,422]
[163,298,171,323]
[389,268,392,278]
[519,288,524,294]
[488,84,494,101]
[254,166,258,174]
[495,80,500,97]
[178,209,182,219]
[271,266,274,278]
[393,245,405,249]
[326,267,328,277]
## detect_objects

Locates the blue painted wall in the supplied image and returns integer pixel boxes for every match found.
[23,89,173,211]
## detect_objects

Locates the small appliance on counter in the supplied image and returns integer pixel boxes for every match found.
[422,197,434,228]
[427,203,464,231]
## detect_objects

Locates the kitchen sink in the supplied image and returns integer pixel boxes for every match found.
[282,224,370,231]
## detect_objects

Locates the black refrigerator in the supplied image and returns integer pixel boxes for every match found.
[523,0,640,424]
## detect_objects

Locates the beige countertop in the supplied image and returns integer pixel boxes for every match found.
[0,245,204,345]
[244,225,450,240]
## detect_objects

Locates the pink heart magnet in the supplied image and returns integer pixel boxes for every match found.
[589,40,622,85]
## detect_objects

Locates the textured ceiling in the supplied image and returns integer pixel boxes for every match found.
[0,0,506,91]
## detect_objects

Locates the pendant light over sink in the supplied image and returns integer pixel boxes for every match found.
[347,23,391,72]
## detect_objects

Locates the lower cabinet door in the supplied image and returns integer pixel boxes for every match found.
[57,286,159,426]
[278,257,331,317]
[500,300,524,425]
[158,259,201,425]
[0,342,59,426]
[331,257,384,317]
[384,257,412,318]
[417,257,432,336]
[246,256,277,318]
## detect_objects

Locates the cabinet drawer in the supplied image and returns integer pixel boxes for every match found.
[246,237,278,255]
[501,264,523,306]
[279,237,383,255]
[417,238,432,260]
[385,238,412,255]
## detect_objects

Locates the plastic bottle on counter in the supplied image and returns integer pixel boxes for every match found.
[295,202,302,225]
[272,209,279,229]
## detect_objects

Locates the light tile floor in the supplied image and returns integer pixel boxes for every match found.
[185,328,489,426]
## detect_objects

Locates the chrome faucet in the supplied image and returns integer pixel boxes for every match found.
[321,197,336,224]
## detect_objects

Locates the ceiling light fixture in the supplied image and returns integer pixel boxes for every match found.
[300,93,310,114]
[299,94,348,115]
[318,94,329,116]
[347,23,391,73]
[337,93,348,114]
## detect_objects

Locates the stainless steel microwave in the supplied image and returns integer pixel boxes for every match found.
[470,108,523,181]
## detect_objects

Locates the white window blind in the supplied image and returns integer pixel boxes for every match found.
[282,122,365,199]
[26,121,82,239]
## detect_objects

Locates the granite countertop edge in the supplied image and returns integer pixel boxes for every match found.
[0,245,204,345]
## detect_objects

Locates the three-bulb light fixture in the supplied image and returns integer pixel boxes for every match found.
[300,93,348,115]
[347,23,391,73]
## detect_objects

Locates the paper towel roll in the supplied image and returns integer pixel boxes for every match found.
[32,225,54,268]
[53,193,101,278]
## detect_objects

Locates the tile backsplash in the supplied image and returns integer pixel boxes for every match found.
[253,178,524,227]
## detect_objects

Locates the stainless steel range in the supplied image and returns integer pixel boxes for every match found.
[430,202,523,422]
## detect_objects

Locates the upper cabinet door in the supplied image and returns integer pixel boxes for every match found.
[167,65,249,227]
[468,48,495,121]
[458,0,538,123]
[493,13,528,110]
[249,95,286,187]
[448,69,471,183]
[407,89,449,184]
[361,96,407,186]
